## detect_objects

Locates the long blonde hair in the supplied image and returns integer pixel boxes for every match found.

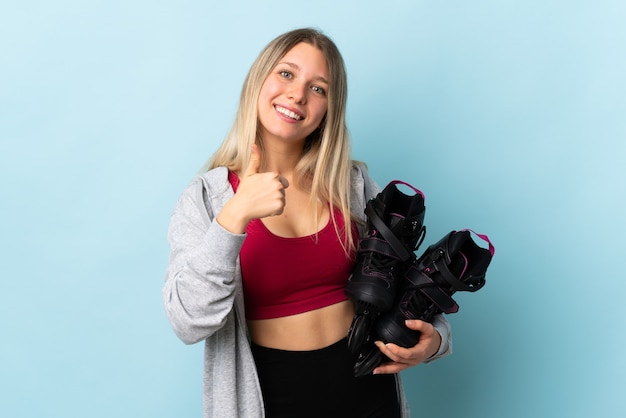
[205,28,356,254]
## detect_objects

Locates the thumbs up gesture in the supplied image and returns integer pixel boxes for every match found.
[216,144,289,234]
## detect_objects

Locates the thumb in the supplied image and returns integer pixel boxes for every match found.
[243,143,261,178]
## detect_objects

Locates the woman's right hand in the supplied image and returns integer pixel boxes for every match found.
[216,144,289,233]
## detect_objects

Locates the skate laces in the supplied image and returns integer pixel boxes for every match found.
[403,282,439,319]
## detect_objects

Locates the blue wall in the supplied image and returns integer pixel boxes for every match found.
[2,1,624,417]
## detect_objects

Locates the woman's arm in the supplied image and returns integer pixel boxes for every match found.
[162,177,245,345]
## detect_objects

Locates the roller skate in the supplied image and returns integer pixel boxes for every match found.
[345,180,426,355]
[353,229,494,377]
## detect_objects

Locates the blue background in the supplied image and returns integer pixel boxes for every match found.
[2,1,624,417]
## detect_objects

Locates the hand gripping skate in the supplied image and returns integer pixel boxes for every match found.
[345,181,426,355]
[353,229,495,377]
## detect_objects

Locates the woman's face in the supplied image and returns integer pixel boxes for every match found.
[257,42,329,147]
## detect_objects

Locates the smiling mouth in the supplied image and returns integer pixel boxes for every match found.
[275,105,303,121]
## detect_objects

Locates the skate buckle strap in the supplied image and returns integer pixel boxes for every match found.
[359,237,404,260]
[431,254,481,293]
[406,266,459,314]
[365,203,414,262]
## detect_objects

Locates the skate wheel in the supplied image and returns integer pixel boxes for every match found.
[354,346,383,377]
[347,314,372,355]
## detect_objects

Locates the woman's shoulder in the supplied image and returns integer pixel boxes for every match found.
[171,166,233,223]
[184,166,232,199]
[350,160,367,184]
[175,166,232,208]
[350,161,379,200]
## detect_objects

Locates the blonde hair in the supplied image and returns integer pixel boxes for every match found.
[205,28,356,254]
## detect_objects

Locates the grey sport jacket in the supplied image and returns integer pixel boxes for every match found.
[163,164,451,417]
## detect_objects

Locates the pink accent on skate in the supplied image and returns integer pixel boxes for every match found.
[458,251,469,279]
[390,180,425,199]
[463,229,495,256]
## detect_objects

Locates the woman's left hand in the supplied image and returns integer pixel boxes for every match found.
[372,319,442,375]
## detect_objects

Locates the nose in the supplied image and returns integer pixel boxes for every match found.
[287,82,307,104]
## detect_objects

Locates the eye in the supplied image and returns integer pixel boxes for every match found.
[279,70,293,78]
[311,85,326,95]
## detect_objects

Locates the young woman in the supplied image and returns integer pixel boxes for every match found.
[163,28,452,418]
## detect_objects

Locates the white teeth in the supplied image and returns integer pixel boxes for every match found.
[275,106,302,120]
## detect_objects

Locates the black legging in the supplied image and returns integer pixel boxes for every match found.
[251,338,401,418]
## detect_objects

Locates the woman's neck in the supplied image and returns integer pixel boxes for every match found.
[261,140,304,179]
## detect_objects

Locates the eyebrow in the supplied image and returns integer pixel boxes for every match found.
[279,61,329,85]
